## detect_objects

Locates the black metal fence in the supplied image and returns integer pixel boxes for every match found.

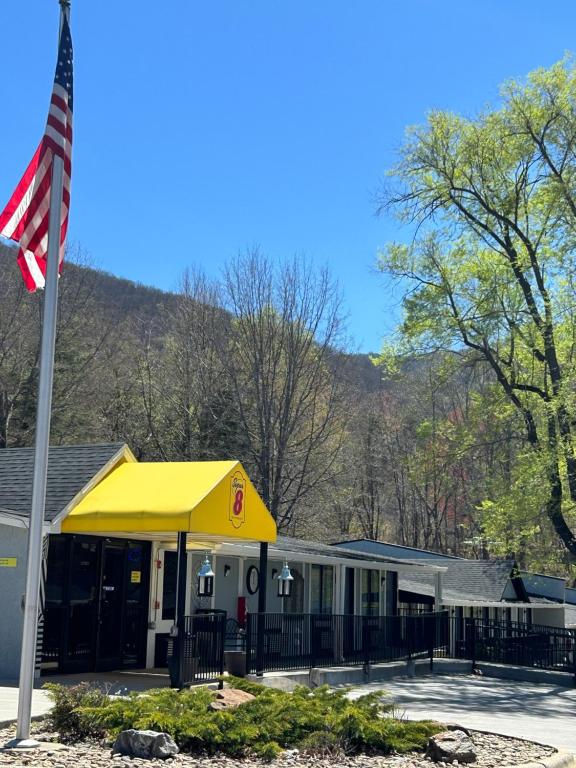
[168,612,226,687]
[245,611,449,674]
[171,611,574,683]
[451,617,575,674]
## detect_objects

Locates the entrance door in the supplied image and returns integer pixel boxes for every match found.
[96,544,126,670]
[64,538,99,671]
[43,535,151,675]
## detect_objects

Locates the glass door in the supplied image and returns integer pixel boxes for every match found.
[64,538,99,671]
[96,543,125,670]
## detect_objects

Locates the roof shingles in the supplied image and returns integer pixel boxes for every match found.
[0,443,126,522]
[399,558,516,603]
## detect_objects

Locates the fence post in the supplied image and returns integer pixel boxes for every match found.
[245,614,252,675]
[362,616,370,675]
[572,630,576,688]
[428,614,434,672]
[218,614,225,689]
[310,614,316,669]
[470,618,477,672]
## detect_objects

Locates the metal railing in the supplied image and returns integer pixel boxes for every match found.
[450,616,576,674]
[245,611,449,674]
[168,612,226,686]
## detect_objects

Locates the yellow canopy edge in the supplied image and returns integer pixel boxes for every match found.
[61,460,277,543]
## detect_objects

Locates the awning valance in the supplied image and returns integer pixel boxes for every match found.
[61,460,276,543]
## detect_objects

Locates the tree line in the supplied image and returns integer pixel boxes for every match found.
[4,57,576,578]
[0,243,495,554]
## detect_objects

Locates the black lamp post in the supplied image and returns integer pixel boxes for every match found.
[277,561,294,597]
[197,555,214,597]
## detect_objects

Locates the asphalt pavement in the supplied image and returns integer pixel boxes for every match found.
[349,674,576,751]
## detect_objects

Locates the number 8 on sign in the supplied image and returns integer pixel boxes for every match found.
[229,471,247,529]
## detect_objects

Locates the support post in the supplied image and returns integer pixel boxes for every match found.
[255,542,268,676]
[434,571,443,611]
[171,532,187,688]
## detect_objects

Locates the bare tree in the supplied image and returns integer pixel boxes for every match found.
[219,249,348,531]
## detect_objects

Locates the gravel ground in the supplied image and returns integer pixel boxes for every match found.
[0,724,558,768]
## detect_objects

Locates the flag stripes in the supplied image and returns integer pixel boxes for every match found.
[0,16,73,292]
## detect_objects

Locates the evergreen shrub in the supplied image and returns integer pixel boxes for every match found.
[43,677,441,759]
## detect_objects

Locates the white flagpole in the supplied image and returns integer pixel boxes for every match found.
[8,0,70,748]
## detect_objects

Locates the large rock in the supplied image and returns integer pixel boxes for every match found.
[112,729,179,759]
[209,687,256,711]
[426,730,477,764]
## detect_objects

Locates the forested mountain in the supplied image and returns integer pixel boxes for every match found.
[0,242,572,576]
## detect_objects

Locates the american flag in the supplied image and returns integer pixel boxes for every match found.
[0,15,73,292]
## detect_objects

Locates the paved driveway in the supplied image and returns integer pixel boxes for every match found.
[349,675,576,751]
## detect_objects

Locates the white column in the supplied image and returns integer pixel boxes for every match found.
[434,571,443,611]
[210,555,217,610]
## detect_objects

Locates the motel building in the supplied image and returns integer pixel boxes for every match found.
[1,443,570,685]
[0,443,448,684]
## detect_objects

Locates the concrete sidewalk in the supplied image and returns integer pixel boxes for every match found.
[0,686,52,726]
[0,669,170,725]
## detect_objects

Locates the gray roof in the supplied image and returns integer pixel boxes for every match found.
[0,443,126,523]
[273,536,441,571]
[334,539,460,561]
[399,558,517,604]
[566,587,576,606]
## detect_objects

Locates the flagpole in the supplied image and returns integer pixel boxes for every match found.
[8,0,70,748]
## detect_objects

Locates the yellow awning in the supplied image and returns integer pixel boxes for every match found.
[61,460,276,543]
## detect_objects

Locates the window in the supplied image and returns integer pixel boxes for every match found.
[310,565,333,614]
[162,551,178,621]
[361,570,380,616]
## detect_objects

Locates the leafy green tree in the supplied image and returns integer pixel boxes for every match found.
[378,58,576,560]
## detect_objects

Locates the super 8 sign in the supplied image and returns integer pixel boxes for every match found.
[229,471,246,529]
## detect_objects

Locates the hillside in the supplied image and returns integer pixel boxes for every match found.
[0,242,384,392]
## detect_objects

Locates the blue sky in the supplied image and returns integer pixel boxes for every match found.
[0,1,573,351]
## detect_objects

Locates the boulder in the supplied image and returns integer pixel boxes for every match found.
[209,687,256,711]
[112,729,179,759]
[426,730,477,764]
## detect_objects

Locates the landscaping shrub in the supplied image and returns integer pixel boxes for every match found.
[43,682,109,741]
[44,678,442,760]
[299,729,347,757]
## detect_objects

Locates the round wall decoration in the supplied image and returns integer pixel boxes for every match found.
[246,565,260,595]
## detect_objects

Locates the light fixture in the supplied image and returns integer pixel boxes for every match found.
[197,555,215,597]
[277,561,294,598]
[224,564,231,578]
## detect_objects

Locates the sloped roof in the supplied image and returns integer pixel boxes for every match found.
[62,460,277,542]
[334,538,460,561]
[400,558,517,603]
[0,443,127,523]
[273,536,443,571]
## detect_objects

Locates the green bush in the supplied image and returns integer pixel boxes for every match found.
[43,682,109,741]
[299,729,347,757]
[44,679,442,760]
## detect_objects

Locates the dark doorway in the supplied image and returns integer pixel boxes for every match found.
[65,538,99,671]
[42,535,150,674]
[96,543,125,670]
